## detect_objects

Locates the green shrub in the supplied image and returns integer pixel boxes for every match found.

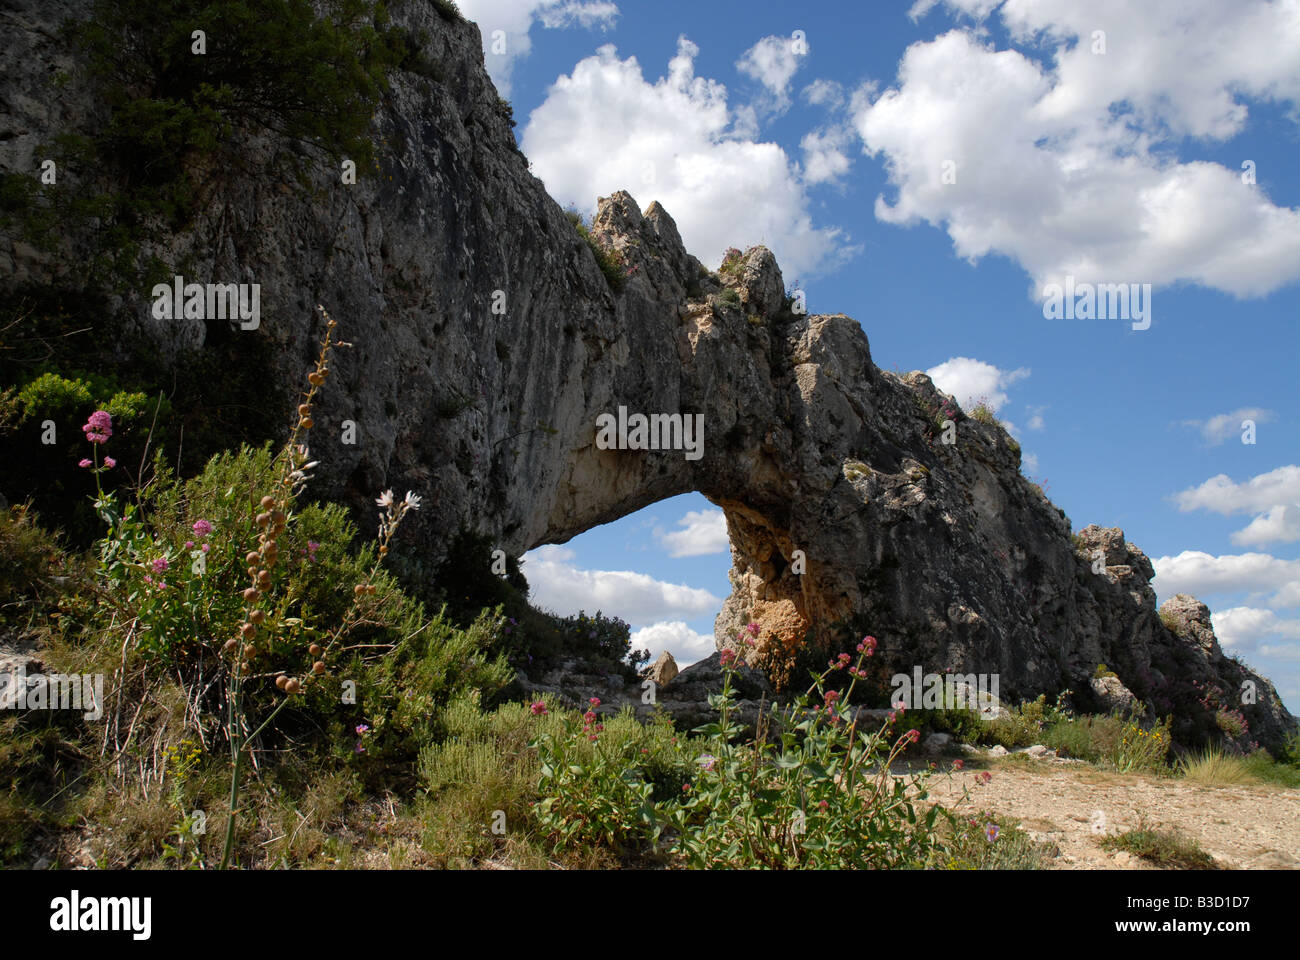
[969,401,997,426]
[935,812,1056,870]
[532,641,970,868]
[566,210,627,293]
[430,0,462,21]
[1112,717,1171,772]
[418,699,688,865]
[0,362,171,546]
[717,287,740,305]
[50,315,518,866]
[1101,822,1219,869]
[1040,714,1119,761]
[74,438,511,731]
[1239,750,1300,788]
[927,707,988,745]
[6,0,408,284]
[718,247,745,279]
[983,695,1052,747]
[0,504,74,629]
[1174,744,1300,788]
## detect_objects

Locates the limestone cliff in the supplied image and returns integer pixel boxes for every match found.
[1,0,1293,750]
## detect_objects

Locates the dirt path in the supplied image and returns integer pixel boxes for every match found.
[924,758,1300,869]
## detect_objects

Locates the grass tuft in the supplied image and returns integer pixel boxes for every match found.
[1101,822,1220,870]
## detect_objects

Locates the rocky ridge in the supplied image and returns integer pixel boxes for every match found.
[0,0,1294,749]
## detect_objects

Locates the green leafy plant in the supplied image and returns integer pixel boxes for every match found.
[969,400,997,426]
[1101,821,1219,869]
[531,630,975,868]
[530,697,661,854]
[70,306,514,868]
[1112,717,1171,772]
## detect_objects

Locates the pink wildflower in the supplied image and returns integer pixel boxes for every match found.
[79,459,92,469]
[102,457,116,469]
[82,410,112,444]
[192,519,213,536]
[151,557,169,574]
[530,701,547,715]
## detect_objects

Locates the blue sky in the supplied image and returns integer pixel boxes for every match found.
[454,0,1300,710]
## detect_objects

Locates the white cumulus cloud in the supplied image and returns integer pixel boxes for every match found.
[521,37,853,277]
[1170,465,1300,547]
[629,621,715,668]
[1233,505,1300,548]
[925,356,1029,411]
[800,127,854,185]
[522,544,722,626]
[802,78,845,108]
[655,509,730,558]
[854,1,1300,300]
[1152,550,1300,609]
[1172,466,1300,516]
[1212,606,1300,656]
[735,34,807,112]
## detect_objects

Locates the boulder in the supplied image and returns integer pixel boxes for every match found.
[642,650,679,687]
[1090,675,1139,714]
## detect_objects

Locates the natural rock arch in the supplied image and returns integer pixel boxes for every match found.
[1,1,1292,749]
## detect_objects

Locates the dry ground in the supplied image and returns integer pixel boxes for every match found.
[923,756,1300,869]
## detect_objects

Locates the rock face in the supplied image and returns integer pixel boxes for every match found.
[1,1,1294,750]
